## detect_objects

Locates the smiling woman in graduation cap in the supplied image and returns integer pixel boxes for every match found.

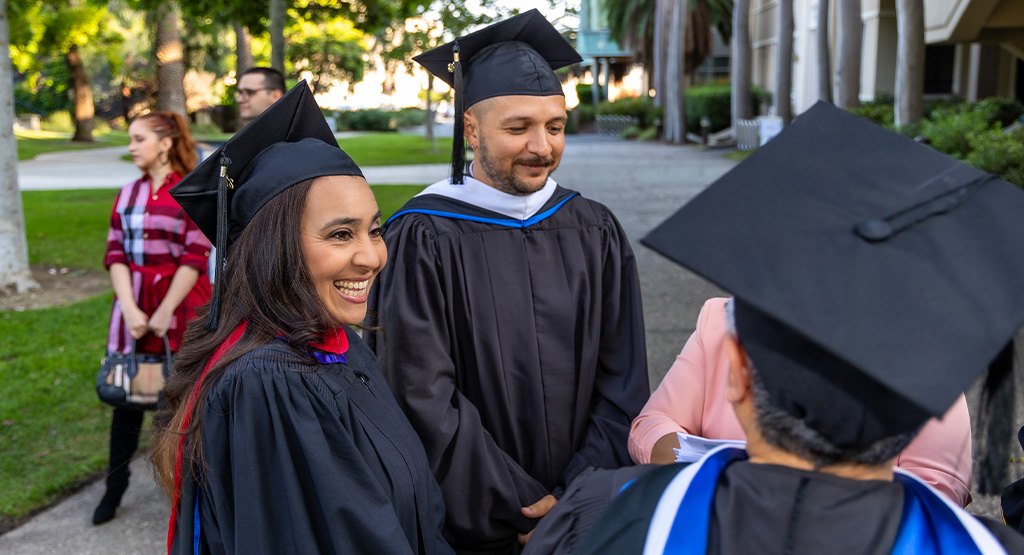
[151,83,453,555]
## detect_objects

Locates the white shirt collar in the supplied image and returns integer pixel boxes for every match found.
[415,162,558,220]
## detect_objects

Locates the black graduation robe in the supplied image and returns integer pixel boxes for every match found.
[171,328,453,555]
[366,185,650,553]
[1001,426,1024,534]
[553,462,1024,555]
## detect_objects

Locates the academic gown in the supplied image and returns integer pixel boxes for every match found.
[170,328,453,555]
[563,462,1024,555]
[366,184,650,552]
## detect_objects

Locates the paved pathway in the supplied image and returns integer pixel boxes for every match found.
[3,133,1015,553]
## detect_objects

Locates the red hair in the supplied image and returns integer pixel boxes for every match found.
[134,111,198,176]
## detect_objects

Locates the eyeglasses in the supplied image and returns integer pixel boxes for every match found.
[234,87,271,100]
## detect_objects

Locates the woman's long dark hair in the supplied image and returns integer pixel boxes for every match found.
[152,178,337,494]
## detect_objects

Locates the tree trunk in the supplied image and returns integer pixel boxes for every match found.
[234,22,253,78]
[664,0,687,144]
[895,0,924,128]
[0,0,38,293]
[816,0,832,102]
[731,0,752,133]
[155,1,187,117]
[425,73,437,153]
[835,0,862,108]
[775,0,794,125]
[66,43,94,143]
[653,0,671,108]
[270,0,286,73]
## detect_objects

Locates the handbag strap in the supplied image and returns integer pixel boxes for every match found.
[128,335,173,376]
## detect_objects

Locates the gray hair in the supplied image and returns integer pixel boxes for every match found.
[723,297,918,468]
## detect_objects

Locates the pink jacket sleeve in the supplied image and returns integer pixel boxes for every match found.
[629,298,743,463]
[628,297,973,506]
[895,395,973,506]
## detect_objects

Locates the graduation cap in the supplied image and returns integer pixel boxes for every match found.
[171,81,362,329]
[643,101,1024,449]
[413,9,581,184]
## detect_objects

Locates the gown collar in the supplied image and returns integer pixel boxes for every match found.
[415,162,557,220]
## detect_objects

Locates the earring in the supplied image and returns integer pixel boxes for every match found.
[158,150,169,166]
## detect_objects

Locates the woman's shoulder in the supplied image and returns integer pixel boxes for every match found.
[207,343,318,400]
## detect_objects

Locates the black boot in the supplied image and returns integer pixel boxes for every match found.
[93,407,143,525]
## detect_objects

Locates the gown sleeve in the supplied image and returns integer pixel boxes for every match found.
[370,217,549,547]
[197,354,418,555]
[558,210,650,488]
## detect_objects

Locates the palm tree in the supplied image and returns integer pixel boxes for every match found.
[663,0,688,143]
[731,0,752,131]
[816,0,831,102]
[834,0,861,108]
[775,0,793,124]
[0,0,39,292]
[606,0,733,99]
[894,0,924,128]
[270,0,285,72]
[155,1,187,116]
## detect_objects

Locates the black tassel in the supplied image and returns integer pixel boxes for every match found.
[205,153,232,331]
[451,40,465,185]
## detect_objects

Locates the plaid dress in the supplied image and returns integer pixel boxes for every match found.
[104,172,213,355]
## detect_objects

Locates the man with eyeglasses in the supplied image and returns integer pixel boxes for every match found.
[235,67,285,123]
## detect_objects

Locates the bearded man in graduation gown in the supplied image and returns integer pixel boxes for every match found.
[523,103,1024,555]
[366,10,650,554]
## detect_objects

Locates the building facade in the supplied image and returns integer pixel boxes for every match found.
[750,0,1024,114]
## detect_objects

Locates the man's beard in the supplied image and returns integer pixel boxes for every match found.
[476,136,558,196]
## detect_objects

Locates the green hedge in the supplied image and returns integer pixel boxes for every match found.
[684,85,772,133]
[338,109,398,132]
[596,96,662,128]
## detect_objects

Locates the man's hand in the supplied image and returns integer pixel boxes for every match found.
[517,494,557,545]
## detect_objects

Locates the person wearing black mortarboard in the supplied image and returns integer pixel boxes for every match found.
[520,103,1024,555]
[364,9,650,554]
[151,83,454,555]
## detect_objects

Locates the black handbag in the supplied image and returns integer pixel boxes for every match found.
[96,336,172,410]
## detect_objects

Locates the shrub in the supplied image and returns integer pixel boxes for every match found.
[577,83,594,105]
[684,85,772,133]
[637,126,659,141]
[338,109,398,132]
[921,104,996,159]
[596,96,662,128]
[189,122,223,138]
[42,111,74,133]
[394,107,426,128]
[574,103,597,125]
[849,99,894,128]
[965,127,1024,188]
[620,125,642,140]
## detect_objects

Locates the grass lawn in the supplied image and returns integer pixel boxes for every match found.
[2,184,424,521]
[16,129,129,161]
[725,149,755,162]
[335,133,453,166]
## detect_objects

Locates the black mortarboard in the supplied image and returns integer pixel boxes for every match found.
[171,81,362,329]
[643,101,1024,449]
[413,9,581,184]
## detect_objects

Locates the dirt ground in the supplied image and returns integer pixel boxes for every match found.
[0,265,110,311]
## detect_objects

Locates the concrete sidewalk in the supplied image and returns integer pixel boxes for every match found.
[16,142,450,191]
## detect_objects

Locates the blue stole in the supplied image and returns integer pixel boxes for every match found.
[645,446,1007,555]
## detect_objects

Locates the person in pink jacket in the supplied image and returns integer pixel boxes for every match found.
[629,296,973,507]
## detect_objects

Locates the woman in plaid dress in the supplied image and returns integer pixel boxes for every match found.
[93,111,212,525]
